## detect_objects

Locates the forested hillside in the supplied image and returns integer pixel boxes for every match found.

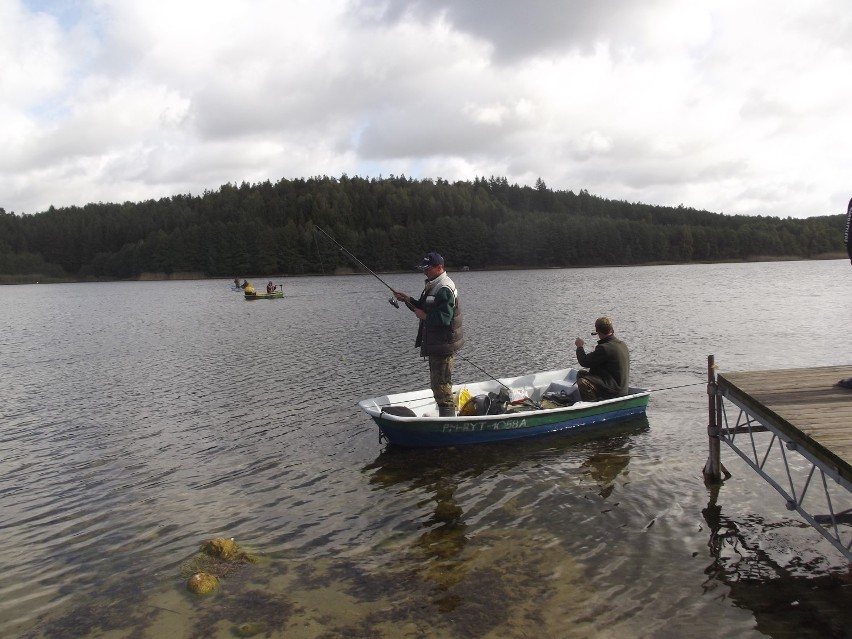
[0,175,845,282]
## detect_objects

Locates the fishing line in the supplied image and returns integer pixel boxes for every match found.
[647,381,705,393]
[315,228,706,406]
[313,229,327,275]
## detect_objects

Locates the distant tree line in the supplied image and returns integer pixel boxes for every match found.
[0,175,845,282]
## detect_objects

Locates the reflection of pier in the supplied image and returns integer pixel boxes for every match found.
[702,486,852,636]
[703,356,852,561]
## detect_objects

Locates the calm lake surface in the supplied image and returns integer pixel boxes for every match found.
[1,261,851,639]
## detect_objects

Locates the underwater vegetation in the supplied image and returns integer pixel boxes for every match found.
[186,572,219,595]
[191,589,297,639]
[19,574,156,639]
[180,537,258,595]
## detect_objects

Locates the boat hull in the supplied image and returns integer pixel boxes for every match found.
[358,368,650,448]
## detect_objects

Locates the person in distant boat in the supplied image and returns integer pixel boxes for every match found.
[845,197,852,265]
[573,316,630,401]
[266,281,276,294]
[393,251,464,418]
[241,279,249,289]
[244,282,255,295]
[233,277,240,288]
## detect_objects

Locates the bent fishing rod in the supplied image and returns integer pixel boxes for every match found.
[315,226,540,408]
[314,225,402,308]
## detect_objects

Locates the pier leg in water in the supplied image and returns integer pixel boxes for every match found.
[703,355,731,484]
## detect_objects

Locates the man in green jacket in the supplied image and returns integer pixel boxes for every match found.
[394,252,464,417]
[574,316,630,401]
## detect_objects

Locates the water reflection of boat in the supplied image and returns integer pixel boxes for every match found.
[363,416,650,490]
[361,417,649,591]
[358,368,650,447]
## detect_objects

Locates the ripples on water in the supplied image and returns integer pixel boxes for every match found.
[1,262,851,638]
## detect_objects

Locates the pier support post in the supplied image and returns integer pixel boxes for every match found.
[703,355,722,483]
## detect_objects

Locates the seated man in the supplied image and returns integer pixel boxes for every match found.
[574,316,630,401]
[266,281,276,293]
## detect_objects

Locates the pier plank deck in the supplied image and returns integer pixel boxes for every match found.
[717,365,852,485]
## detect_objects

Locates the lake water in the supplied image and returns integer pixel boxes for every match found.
[1,261,851,639]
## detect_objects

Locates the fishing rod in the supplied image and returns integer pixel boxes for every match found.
[454,352,543,410]
[455,353,512,393]
[313,225,401,308]
[314,225,537,407]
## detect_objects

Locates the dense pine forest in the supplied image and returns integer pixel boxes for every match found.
[0,175,845,283]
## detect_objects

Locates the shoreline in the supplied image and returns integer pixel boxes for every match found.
[0,252,846,285]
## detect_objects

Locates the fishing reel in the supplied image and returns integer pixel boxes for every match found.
[388,296,399,308]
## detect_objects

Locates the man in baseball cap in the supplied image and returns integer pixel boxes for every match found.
[417,251,445,270]
[573,316,630,401]
[394,251,464,417]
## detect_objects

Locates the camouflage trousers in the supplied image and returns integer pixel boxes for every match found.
[577,374,601,401]
[428,354,455,408]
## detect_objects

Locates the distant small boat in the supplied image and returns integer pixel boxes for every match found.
[244,290,283,300]
[358,367,649,448]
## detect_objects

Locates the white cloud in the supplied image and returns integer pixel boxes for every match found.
[1,0,851,217]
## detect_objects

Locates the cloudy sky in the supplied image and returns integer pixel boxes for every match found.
[3,0,851,218]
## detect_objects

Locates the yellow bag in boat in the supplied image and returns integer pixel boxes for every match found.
[456,387,472,411]
[459,397,477,416]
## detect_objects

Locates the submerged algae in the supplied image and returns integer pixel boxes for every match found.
[186,572,219,595]
[233,620,269,637]
[180,537,258,581]
[200,537,253,562]
[191,589,297,639]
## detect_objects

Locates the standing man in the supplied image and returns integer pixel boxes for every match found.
[394,252,464,417]
[845,197,852,265]
[574,316,630,401]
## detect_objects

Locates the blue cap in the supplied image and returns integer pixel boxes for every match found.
[417,251,444,270]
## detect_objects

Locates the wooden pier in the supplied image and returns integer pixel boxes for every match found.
[704,357,852,560]
[717,365,852,484]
